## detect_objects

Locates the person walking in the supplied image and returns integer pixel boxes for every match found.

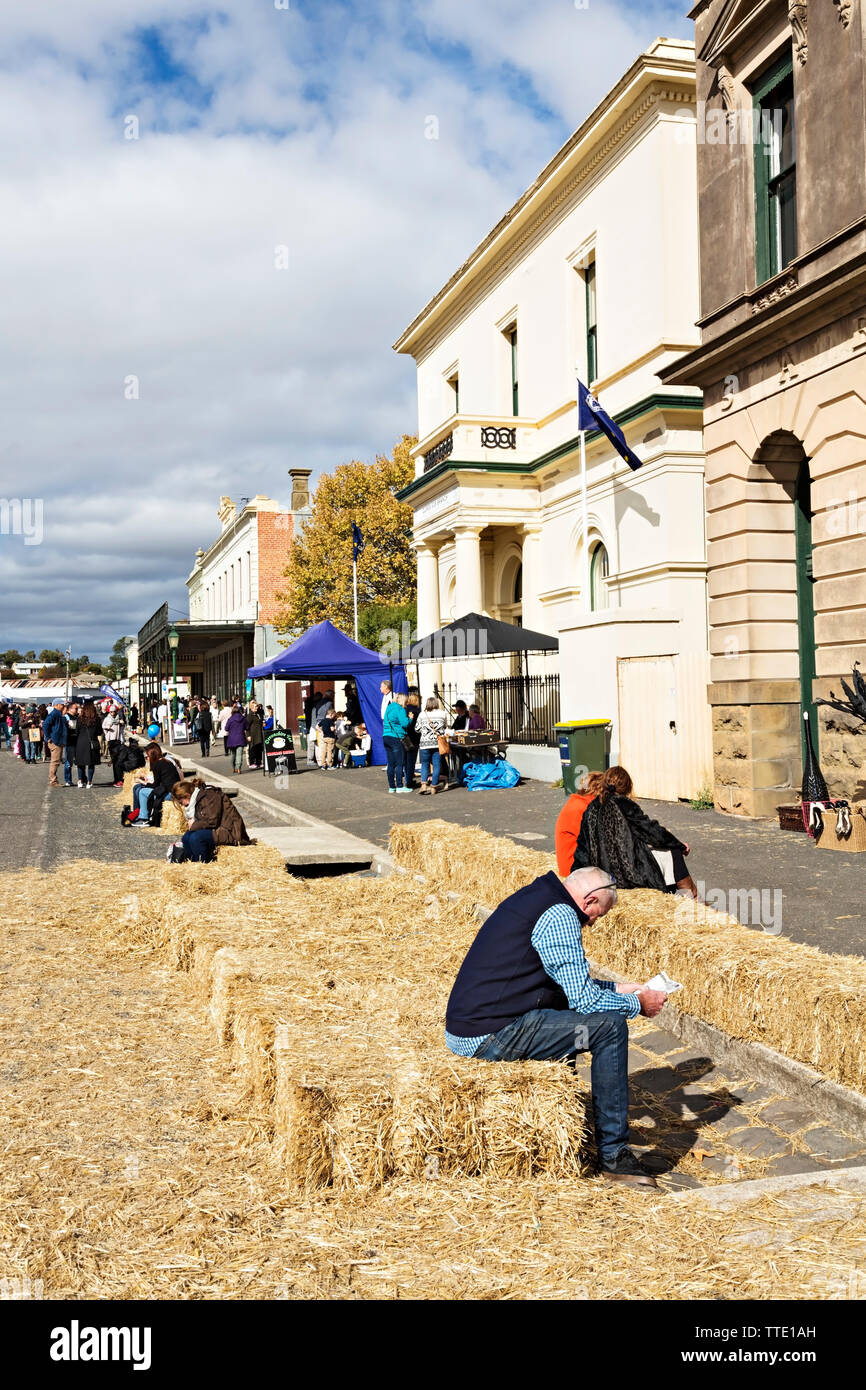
[61,702,78,786]
[30,707,45,761]
[225,704,247,773]
[245,700,264,771]
[43,698,68,788]
[129,704,140,733]
[217,701,233,756]
[0,702,10,751]
[572,765,698,897]
[73,700,101,788]
[196,700,213,758]
[416,697,447,794]
[317,706,336,770]
[382,692,411,793]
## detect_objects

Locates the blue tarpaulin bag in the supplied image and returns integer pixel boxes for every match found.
[462,759,520,790]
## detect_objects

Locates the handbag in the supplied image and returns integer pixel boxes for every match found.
[400,733,415,751]
[437,734,450,757]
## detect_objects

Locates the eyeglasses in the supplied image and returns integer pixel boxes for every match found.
[591,879,617,893]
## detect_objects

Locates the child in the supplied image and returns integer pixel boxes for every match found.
[318,707,336,769]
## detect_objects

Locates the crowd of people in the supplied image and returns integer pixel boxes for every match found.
[379,679,486,794]
[1,696,132,787]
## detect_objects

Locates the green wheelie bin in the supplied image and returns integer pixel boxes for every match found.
[555,719,611,795]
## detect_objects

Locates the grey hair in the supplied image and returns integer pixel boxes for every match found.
[565,866,618,905]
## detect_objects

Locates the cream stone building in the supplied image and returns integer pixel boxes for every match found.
[663,0,866,815]
[395,38,714,796]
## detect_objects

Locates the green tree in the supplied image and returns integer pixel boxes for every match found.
[274,435,417,641]
[38,648,63,664]
[24,650,36,661]
[3,649,22,666]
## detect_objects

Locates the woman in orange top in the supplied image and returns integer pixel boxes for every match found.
[555,771,604,876]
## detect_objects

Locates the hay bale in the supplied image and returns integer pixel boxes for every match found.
[115,770,186,834]
[389,819,554,904]
[392,822,866,1096]
[584,889,866,1093]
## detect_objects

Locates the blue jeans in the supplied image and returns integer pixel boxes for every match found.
[133,785,153,818]
[474,1008,630,1162]
[23,739,35,762]
[419,747,441,785]
[182,828,216,862]
[64,749,75,785]
[383,736,405,789]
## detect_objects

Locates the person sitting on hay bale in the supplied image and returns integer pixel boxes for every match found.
[121,745,181,826]
[555,770,603,875]
[572,766,697,898]
[445,865,667,1189]
[169,776,252,862]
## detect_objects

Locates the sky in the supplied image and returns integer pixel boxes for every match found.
[0,0,690,659]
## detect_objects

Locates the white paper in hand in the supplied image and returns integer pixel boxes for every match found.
[644,970,683,994]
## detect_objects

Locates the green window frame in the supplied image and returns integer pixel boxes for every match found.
[589,542,609,611]
[752,51,797,286]
[585,260,598,383]
[506,325,519,416]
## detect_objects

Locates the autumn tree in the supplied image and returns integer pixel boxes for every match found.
[274,435,417,641]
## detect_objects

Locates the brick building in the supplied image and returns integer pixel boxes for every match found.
[137,469,312,725]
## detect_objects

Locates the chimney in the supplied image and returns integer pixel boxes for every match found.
[289,467,313,513]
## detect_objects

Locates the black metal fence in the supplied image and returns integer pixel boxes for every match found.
[432,674,560,748]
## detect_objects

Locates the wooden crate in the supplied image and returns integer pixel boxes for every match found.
[816,804,866,853]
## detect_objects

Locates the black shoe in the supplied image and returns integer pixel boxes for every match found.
[598,1147,659,1189]
[120,806,131,826]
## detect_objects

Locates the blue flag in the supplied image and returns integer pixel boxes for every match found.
[352,522,364,562]
[100,682,127,707]
[577,380,643,472]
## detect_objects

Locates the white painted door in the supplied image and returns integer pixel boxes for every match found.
[617,655,680,802]
[617,653,714,802]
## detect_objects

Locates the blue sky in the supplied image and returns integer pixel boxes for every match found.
[0,0,690,658]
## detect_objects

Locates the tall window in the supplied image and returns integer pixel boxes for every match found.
[585,259,598,382]
[753,54,796,284]
[448,372,459,415]
[505,325,518,416]
[590,542,609,611]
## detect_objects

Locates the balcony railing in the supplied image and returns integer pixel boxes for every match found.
[424,432,454,472]
[480,426,516,449]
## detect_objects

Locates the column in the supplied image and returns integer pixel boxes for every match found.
[521,523,544,633]
[415,542,440,638]
[454,526,483,618]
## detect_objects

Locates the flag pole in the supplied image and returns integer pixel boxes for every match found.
[352,555,359,643]
[577,367,591,611]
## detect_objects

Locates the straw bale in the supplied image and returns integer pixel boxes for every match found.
[389,819,866,1096]
[3,856,865,1297]
[390,818,553,903]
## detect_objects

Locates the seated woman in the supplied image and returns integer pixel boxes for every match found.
[572,765,697,897]
[554,770,603,876]
[122,745,181,826]
[467,703,486,731]
[170,776,252,862]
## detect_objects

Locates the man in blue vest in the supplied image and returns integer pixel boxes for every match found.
[445,865,668,1189]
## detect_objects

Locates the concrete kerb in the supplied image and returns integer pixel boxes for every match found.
[667,1163,866,1208]
[184,757,397,872]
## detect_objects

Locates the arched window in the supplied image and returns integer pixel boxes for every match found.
[513,564,522,604]
[590,543,609,611]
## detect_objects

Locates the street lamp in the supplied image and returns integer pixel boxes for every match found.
[167,626,180,686]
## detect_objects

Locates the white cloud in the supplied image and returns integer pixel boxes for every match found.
[0,0,692,656]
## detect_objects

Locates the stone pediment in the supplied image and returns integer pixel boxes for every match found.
[699,0,777,66]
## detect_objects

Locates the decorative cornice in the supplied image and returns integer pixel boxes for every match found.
[395,74,695,361]
[750,273,798,314]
